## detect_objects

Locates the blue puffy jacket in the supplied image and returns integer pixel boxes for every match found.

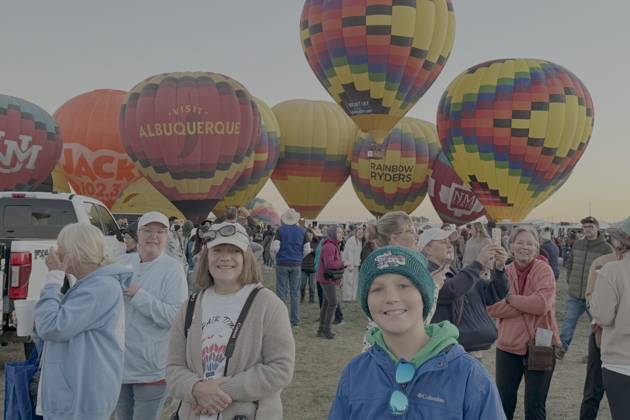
[329,339,505,419]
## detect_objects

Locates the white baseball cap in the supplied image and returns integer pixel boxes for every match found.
[138,211,169,229]
[417,228,458,251]
[204,222,250,252]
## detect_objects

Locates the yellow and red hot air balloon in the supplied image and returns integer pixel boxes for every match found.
[34,164,72,193]
[0,95,63,192]
[111,177,185,221]
[437,58,594,222]
[271,100,358,219]
[240,198,280,227]
[54,89,141,208]
[119,72,261,223]
[213,98,281,215]
[351,117,439,216]
[300,0,456,144]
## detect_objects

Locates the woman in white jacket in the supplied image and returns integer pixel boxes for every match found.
[342,228,365,301]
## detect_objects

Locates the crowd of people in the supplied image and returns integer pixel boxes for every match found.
[15,207,630,420]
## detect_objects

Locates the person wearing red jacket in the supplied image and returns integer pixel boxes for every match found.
[316,225,350,339]
[488,226,561,420]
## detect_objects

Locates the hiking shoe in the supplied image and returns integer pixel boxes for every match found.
[333,319,345,325]
[556,348,565,360]
[323,331,335,339]
[291,322,300,328]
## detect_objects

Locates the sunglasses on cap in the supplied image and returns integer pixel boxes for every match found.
[389,361,415,415]
[203,225,249,246]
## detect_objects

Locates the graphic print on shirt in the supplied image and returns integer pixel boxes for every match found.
[201,314,236,380]
[202,340,227,379]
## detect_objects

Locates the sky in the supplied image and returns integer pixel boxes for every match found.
[1,0,628,224]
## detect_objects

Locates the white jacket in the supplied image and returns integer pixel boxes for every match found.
[343,236,363,267]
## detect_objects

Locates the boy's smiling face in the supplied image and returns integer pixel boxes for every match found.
[368,273,425,336]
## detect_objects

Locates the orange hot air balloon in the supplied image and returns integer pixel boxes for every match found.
[55,89,141,208]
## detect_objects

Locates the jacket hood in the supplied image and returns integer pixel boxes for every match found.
[81,263,133,291]
[366,321,460,368]
[321,238,338,247]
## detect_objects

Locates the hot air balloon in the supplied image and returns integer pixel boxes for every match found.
[300,0,456,144]
[351,117,439,216]
[240,198,280,227]
[213,97,281,215]
[119,72,261,223]
[271,100,358,219]
[34,164,72,193]
[54,89,141,208]
[437,59,594,222]
[111,177,185,221]
[0,95,63,191]
[428,149,486,225]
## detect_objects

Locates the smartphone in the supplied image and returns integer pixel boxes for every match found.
[492,228,502,246]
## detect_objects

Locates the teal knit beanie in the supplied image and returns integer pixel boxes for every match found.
[358,245,435,321]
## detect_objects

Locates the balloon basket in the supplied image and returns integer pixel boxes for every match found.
[367,144,383,160]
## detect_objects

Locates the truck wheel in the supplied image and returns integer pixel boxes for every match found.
[24,342,36,359]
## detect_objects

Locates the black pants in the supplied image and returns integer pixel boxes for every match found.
[319,283,338,333]
[496,348,555,420]
[317,281,343,320]
[602,368,630,420]
[580,333,604,419]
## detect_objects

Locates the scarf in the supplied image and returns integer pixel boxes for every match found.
[514,259,536,293]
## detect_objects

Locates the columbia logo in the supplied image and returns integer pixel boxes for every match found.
[417,393,444,403]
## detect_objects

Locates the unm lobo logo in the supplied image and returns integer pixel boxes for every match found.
[0,131,42,174]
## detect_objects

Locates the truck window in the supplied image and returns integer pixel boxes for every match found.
[0,200,78,238]
[97,205,118,236]
[84,203,104,232]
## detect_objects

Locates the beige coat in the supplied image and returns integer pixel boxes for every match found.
[166,285,295,419]
[590,253,630,365]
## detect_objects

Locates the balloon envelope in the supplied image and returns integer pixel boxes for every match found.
[34,164,72,193]
[428,149,486,225]
[119,72,261,223]
[111,177,185,221]
[437,59,594,222]
[213,97,281,214]
[0,95,63,191]
[240,198,280,227]
[271,100,358,219]
[54,89,141,208]
[351,117,439,216]
[300,0,456,143]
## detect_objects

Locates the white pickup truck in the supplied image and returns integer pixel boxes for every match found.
[0,192,126,353]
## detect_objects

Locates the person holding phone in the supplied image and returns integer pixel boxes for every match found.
[418,228,509,361]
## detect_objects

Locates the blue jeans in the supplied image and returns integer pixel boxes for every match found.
[559,295,592,353]
[276,265,301,324]
[115,384,168,420]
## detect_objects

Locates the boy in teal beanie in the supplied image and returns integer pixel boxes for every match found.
[329,245,505,419]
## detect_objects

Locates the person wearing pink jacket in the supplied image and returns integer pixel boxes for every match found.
[488,226,561,420]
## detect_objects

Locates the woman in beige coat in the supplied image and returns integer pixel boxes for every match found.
[166,222,295,419]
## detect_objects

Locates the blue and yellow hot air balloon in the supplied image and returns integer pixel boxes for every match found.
[300,0,456,144]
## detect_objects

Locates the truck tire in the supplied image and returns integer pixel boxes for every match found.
[24,342,36,359]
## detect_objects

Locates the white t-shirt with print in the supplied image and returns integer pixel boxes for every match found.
[200,283,257,420]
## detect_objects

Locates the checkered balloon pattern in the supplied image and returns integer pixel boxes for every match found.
[351,117,439,217]
[300,0,455,143]
[437,59,594,222]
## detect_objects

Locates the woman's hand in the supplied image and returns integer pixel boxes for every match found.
[123,282,140,298]
[343,260,352,267]
[11,310,17,328]
[45,247,70,272]
[494,248,508,270]
[430,266,448,289]
[192,376,233,416]
[476,244,502,266]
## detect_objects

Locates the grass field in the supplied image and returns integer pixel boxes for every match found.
[1,265,611,420]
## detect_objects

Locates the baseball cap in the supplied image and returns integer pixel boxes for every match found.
[138,211,169,229]
[417,228,458,251]
[580,216,599,226]
[204,222,250,252]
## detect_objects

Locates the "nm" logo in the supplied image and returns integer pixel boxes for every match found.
[0,131,42,174]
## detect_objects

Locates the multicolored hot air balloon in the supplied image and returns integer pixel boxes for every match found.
[428,150,486,225]
[213,98,281,215]
[239,198,280,227]
[119,72,261,223]
[351,117,439,216]
[111,177,185,220]
[0,95,63,192]
[271,100,358,219]
[300,0,456,144]
[34,164,72,193]
[437,59,594,222]
[54,89,141,208]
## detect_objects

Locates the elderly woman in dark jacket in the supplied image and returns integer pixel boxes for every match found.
[418,228,509,360]
[301,229,319,304]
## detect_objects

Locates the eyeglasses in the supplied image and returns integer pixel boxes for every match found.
[138,228,169,238]
[204,225,249,245]
[389,361,415,415]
